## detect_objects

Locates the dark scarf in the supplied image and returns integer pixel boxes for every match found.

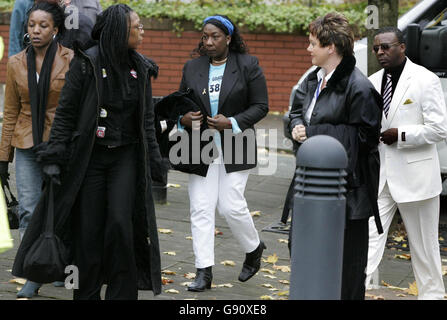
[27,40,58,146]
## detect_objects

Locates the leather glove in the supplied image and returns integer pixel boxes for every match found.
[42,164,61,185]
[0,161,9,186]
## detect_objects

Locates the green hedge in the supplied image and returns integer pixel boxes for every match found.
[0,0,414,36]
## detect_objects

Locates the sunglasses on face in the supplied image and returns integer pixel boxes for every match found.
[373,42,400,53]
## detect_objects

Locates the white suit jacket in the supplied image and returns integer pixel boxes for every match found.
[369,58,447,203]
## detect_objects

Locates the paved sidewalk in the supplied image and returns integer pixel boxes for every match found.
[1,168,446,300]
[0,113,446,300]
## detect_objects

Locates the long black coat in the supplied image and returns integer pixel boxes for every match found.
[12,45,163,294]
[177,52,269,176]
[289,55,383,230]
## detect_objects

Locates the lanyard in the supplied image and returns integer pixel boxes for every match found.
[315,78,323,100]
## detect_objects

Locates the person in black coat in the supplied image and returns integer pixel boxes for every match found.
[289,12,382,299]
[12,4,163,300]
[175,15,269,292]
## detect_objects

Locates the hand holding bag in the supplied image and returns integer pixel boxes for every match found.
[23,181,69,283]
[3,180,19,230]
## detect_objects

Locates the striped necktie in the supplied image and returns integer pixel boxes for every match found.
[382,73,392,118]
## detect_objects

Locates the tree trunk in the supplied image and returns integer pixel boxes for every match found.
[367,0,399,76]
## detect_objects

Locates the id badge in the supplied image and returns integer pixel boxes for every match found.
[96,126,106,138]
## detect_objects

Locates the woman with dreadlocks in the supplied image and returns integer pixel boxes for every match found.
[176,15,269,292]
[12,4,164,300]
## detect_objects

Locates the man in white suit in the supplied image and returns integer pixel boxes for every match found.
[366,27,447,299]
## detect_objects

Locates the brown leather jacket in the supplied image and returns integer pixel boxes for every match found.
[0,44,74,162]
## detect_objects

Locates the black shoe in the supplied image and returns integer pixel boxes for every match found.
[238,241,267,282]
[187,267,212,292]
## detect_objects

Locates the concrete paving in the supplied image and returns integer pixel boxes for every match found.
[0,113,446,301]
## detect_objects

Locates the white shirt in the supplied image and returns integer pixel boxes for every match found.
[304,68,334,124]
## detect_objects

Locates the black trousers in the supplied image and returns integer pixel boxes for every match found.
[73,144,138,300]
[340,218,369,300]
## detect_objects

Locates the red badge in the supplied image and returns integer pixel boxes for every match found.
[96,126,106,138]
[130,69,137,79]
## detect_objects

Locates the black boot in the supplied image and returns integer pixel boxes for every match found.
[238,241,267,282]
[187,267,213,292]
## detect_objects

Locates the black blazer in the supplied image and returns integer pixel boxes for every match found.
[177,51,268,176]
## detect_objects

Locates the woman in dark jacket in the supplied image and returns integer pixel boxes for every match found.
[176,15,269,292]
[289,13,382,299]
[12,4,163,300]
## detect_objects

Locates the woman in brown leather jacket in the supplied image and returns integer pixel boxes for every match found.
[0,0,73,298]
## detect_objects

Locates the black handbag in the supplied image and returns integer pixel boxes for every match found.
[23,181,70,283]
[2,180,19,230]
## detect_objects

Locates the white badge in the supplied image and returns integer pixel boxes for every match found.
[100,108,107,118]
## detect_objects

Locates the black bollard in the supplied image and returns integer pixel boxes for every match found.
[289,135,348,300]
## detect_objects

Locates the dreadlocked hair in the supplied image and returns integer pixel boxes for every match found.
[91,4,133,67]
[192,15,248,57]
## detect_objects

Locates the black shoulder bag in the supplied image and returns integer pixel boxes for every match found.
[23,181,70,283]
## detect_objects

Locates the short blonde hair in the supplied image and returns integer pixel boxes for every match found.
[309,12,354,57]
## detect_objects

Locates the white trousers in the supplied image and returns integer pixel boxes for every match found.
[366,182,445,299]
[188,159,260,269]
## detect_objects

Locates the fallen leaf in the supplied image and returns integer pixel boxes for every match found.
[402,244,407,248]
[165,289,179,294]
[215,228,223,236]
[6,269,12,273]
[278,239,289,244]
[260,268,276,275]
[217,283,233,288]
[393,236,405,242]
[162,277,174,285]
[396,294,407,297]
[365,293,385,300]
[250,211,261,217]
[167,183,181,188]
[440,237,445,241]
[263,275,277,279]
[220,260,236,267]
[260,295,274,300]
[161,270,176,275]
[185,236,193,240]
[394,254,411,260]
[261,283,273,288]
[442,265,447,276]
[276,291,289,296]
[381,281,407,291]
[184,273,196,279]
[163,251,176,256]
[272,265,291,273]
[180,281,192,287]
[159,228,173,234]
[279,280,290,285]
[9,278,26,285]
[269,288,279,291]
[263,253,278,265]
[406,281,418,296]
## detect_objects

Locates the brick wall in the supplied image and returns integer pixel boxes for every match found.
[0,14,311,112]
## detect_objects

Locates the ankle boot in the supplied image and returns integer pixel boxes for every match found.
[187,267,212,292]
[17,280,41,298]
[238,241,267,282]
